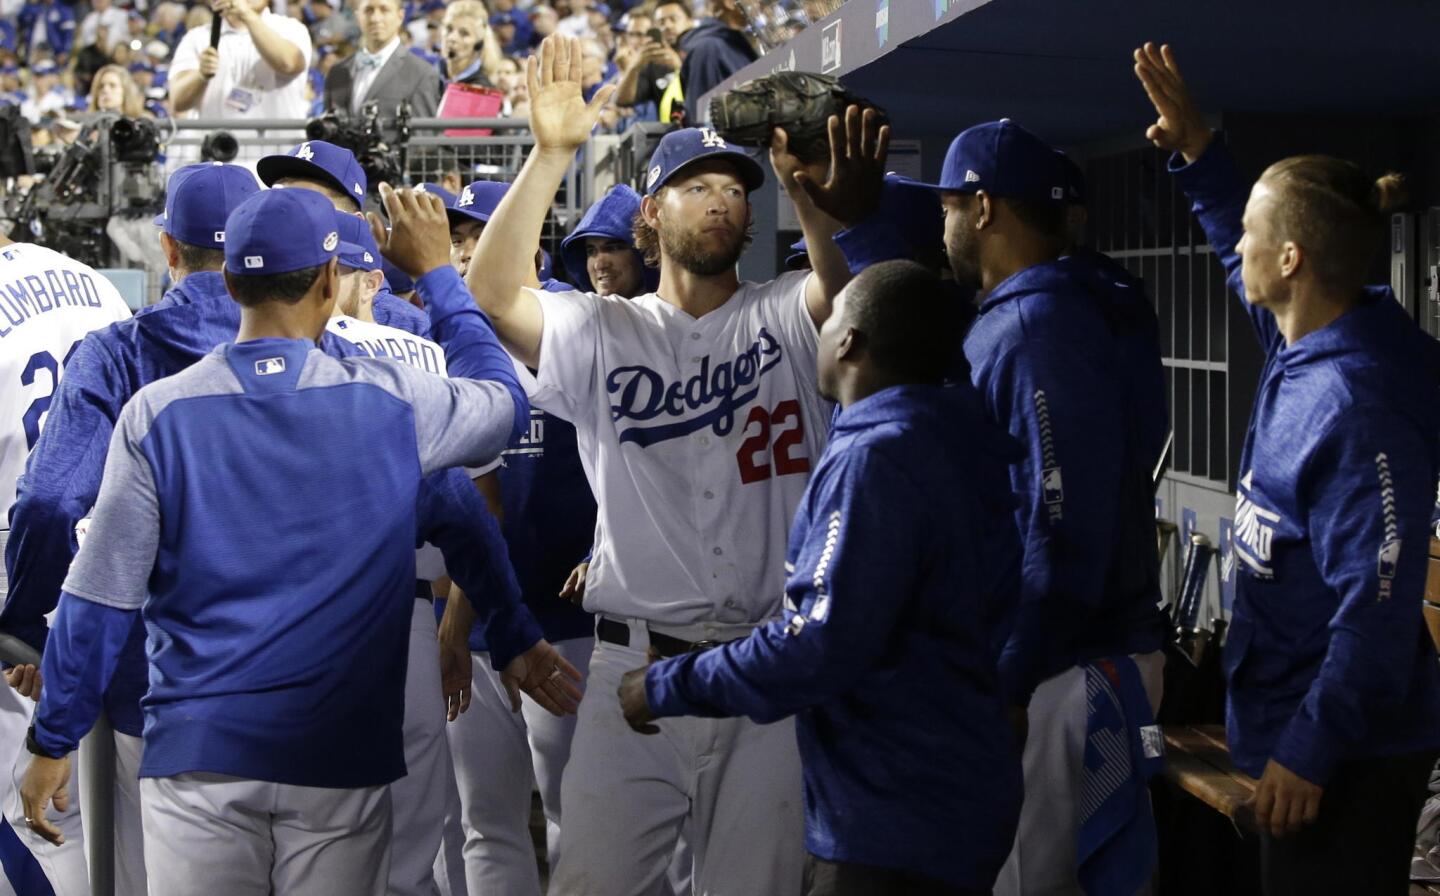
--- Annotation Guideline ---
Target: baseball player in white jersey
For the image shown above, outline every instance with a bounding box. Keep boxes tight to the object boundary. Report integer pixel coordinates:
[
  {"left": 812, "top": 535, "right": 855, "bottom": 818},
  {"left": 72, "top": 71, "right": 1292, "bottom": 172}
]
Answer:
[
  {"left": 0, "top": 238, "right": 130, "bottom": 895},
  {"left": 466, "top": 36, "right": 888, "bottom": 894}
]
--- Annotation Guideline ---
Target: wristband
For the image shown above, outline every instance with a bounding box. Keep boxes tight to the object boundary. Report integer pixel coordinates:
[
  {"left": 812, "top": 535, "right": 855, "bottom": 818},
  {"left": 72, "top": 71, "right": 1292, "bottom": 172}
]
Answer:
[{"left": 25, "top": 724, "right": 64, "bottom": 760}]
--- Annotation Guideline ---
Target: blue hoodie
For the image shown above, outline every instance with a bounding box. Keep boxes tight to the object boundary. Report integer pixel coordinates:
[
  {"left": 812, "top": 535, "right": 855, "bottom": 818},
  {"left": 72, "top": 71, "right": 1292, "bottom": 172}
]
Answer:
[
  {"left": 373, "top": 286, "right": 431, "bottom": 338},
  {"left": 3, "top": 269, "right": 539, "bottom": 738},
  {"left": 558, "top": 185, "right": 658, "bottom": 295},
  {"left": 1172, "top": 142, "right": 1440, "bottom": 784},
  {"left": 964, "top": 250, "right": 1169, "bottom": 704},
  {"left": 648, "top": 384, "right": 1023, "bottom": 890}
]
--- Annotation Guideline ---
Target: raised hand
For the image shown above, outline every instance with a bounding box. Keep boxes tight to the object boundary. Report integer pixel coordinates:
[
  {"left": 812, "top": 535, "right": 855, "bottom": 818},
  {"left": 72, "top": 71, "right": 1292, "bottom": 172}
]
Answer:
[
  {"left": 526, "top": 35, "right": 616, "bottom": 154},
  {"left": 369, "top": 183, "right": 451, "bottom": 279},
  {"left": 774, "top": 105, "right": 890, "bottom": 229},
  {"left": 1132, "top": 42, "right": 1212, "bottom": 163}
]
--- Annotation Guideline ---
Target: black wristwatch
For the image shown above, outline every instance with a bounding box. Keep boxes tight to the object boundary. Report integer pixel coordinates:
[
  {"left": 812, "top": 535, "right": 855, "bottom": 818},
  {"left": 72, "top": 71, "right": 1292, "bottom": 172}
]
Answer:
[{"left": 24, "top": 724, "right": 63, "bottom": 759}]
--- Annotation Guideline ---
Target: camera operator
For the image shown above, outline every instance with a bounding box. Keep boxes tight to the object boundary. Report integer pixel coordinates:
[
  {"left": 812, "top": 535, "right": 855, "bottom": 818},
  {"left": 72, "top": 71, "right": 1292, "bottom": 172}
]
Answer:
[
  {"left": 324, "top": 0, "right": 440, "bottom": 119},
  {"left": 170, "top": 0, "right": 312, "bottom": 124}
]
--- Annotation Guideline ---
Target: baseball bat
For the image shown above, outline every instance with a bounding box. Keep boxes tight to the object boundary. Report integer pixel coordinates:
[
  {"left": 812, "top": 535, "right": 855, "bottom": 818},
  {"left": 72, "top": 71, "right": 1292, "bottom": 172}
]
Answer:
[{"left": 210, "top": 11, "right": 222, "bottom": 49}]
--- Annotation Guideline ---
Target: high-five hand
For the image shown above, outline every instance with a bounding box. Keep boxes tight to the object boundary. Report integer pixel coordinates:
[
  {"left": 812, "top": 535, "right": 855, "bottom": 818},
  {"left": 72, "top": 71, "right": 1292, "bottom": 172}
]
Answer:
[
  {"left": 369, "top": 183, "right": 452, "bottom": 279},
  {"left": 527, "top": 35, "right": 616, "bottom": 154},
  {"left": 1132, "top": 43, "right": 1212, "bottom": 164},
  {"left": 774, "top": 105, "right": 890, "bottom": 229}
]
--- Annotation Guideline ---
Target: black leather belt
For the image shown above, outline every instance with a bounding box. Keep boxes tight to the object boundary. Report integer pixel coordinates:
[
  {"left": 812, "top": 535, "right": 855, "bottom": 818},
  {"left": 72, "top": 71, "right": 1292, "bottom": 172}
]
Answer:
[
  {"left": 596, "top": 617, "right": 733, "bottom": 659},
  {"left": 415, "top": 581, "right": 435, "bottom": 603}
]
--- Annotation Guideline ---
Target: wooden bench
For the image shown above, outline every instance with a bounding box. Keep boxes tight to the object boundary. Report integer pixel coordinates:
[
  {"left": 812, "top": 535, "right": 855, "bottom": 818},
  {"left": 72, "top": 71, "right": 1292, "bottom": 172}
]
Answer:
[{"left": 1162, "top": 724, "right": 1257, "bottom": 832}]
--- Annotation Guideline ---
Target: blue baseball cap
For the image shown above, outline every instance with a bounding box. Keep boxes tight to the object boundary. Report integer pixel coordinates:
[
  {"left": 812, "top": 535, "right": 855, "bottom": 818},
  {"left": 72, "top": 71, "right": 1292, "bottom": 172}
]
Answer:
[
  {"left": 333, "top": 211, "right": 380, "bottom": 272},
  {"left": 256, "top": 140, "right": 368, "bottom": 208},
  {"left": 128, "top": 59, "right": 153, "bottom": 73},
  {"left": 903, "top": 119, "right": 1073, "bottom": 203},
  {"left": 380, "top": 255, "right": 414, "bottom": 294},
  {"left": 643, "top": 128, "right": 765, "bottom": 196},
  {"left": 489, "top": 9, "right": 522, "bottom": 27},
  {"left": 448, "top": 180, "right": 509, "bottom": 226},
  {"left": 413, "top": 181, "right": 456, "bottom": 206},
  {"left": 224, "top": 190, "right": 347, "bottom": 277},
  {"left": 785, "top": 237, "right": 808, "bottom": 271},
  {"left": 153, "top": 163, "right": 262, "bottom": 250}
]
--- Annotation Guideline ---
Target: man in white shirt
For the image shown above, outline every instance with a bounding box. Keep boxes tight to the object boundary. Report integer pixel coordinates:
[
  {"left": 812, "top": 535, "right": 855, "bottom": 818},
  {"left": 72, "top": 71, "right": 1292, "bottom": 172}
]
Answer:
[
  {"left": 76, "top": 0, "right": 128, "bottom": 50},
  {"left": 169, "top": 0, "right": 311, "bottom": 146}
]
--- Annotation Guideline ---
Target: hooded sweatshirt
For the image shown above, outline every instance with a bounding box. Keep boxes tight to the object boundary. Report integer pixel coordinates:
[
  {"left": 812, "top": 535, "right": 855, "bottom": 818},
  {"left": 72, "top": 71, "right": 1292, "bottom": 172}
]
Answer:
[
  {"left": 4, "top": 269, "right": 538, "bottom": 740},
  {"left": 676, "top": 18, "right": 756, "bottom": 111},
  {"left": 559, "top": 185, "right": 657, "bottom": 295},
  {"left": 964, "top": 250, "right": 1170, "bottom": 704},
  {"left": 1173, "top": 142, "right": 1440, "bottom": 783},
  {"left": 647, "top": 383, "right": 1024, "bottom": 890}
]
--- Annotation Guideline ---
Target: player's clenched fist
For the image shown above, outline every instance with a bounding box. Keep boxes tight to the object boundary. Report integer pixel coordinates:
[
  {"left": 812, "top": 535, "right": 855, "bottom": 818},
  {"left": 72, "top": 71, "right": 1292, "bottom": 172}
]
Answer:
[{"left": 370, "top": 183, "right": 451, "bottom": 279}]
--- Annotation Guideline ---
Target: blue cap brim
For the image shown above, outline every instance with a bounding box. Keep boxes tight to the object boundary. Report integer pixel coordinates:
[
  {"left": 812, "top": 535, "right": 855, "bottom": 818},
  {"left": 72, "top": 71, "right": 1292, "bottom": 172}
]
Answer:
[
  {"left": 650, "top": 148, "right": 766, "bottom": 196},
  {"left": 446, "top": 206, "right": 490, "bottom": 227},
  {"left": 336, "top": 240, "right": 376, "bottom": 270},
  {"left": 256, "top": 155, "right": 355, "bottom": 202},
  {"left": 888, "top": 174, "right": 956, "bottom": 194},
  {"left": 151, "top": 212, "right": 165, "bottom": 228}
]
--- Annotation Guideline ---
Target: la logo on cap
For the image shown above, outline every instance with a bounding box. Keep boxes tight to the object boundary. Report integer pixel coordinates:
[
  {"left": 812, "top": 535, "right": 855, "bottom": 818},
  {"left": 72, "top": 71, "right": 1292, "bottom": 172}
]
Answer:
[
  {"left": 699, "top": 127, "right": 726, "bottom": 149},
  {"left": 458, "top": 185, "right": 474, "bottom": 208},
  {"left": 353, "top": 183, "right": 363, "bottom": 197},
  {"left": 323, "top": 231, "right": 339, "bottom": 251},
  {"left": 296, "top": 143, "right": 315, "bottom": 161}
]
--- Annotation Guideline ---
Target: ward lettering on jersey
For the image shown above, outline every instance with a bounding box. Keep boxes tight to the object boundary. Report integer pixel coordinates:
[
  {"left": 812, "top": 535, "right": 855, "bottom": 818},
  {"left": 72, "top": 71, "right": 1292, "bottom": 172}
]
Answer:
[
  {"left": 0, "top": 244, "right": 130, "bottom": 517},
  {"left": 503, "top": 408, "right": 545, "bottom": 458},
  {"left": 326, "top": 315, "right": 447, "bottom": 376},
  {"left": 1234, "top": 470, "right": 1281, "bottom": 578}
]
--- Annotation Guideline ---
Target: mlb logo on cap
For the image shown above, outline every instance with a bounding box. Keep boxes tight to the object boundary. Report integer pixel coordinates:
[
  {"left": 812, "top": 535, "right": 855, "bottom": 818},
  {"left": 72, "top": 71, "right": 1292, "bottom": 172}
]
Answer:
[
  {"left": 225, "top": 189, "right": 346, "bottom": 276},
  {"left": 643, "top": 128, "right": 765, "bottom": 196},
  {"left": 153, "top": 163, "right": 262, "bottom": 251}
]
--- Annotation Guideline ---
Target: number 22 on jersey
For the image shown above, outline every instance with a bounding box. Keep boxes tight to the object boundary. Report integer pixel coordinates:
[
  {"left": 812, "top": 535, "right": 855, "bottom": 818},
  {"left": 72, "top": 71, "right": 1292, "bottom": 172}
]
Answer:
[{"left": 736, "top": 399, "right": 810, "bottom": 485}]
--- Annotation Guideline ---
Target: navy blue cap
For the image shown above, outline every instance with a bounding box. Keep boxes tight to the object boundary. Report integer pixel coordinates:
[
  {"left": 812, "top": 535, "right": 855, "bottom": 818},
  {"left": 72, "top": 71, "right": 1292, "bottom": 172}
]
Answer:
[
  {"left": 784, "top": 237, "right": 808, "bottom": 271},
  {"left": 153, "top": 163, "right": 261, "bottom": 250},
  {"left": 224, "top": 190, "right": 345, "bottom": 276},
  {"left": 380, "top": 255, "right": 414, "bottom": 294},
  {"left": 256, "top": 140, "right": 368, "bottom": 208},
  {"left": 643, "top": 127, "right": 765, "bottom": 196},
  {"left": 333, "top": 211, "right": 380, "bottom": 272},
  {"left": 448, "top": 180, "right": 509, "bottom": 226},
  {"left": 904, "top": 119, "right": 1072, "bottom": 203},
  {"left": 489, "top": 9, "right": 523, "bottom": 26},
  {"left": 413, "top": 182, "right": 456, "bottom": 207}
]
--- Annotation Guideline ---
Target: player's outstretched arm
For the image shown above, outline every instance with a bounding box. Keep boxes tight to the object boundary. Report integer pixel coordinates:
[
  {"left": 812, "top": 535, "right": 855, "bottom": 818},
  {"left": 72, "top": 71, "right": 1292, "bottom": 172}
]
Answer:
[
  {"left": 772, "top": 106, "right": 889, "bottom": 328},
  {"left": 467, "top": 35, "right": 615, "bottom": 368}
]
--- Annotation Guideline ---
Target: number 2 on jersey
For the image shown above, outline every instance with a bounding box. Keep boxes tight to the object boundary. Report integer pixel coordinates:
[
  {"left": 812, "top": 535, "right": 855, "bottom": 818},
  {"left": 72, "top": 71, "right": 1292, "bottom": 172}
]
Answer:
[
  {"left": 20, "top": 340, "right": 80, "bottom": 450},
  {"left": 736, "top": 399, "right": 810, "bottom": 484}
]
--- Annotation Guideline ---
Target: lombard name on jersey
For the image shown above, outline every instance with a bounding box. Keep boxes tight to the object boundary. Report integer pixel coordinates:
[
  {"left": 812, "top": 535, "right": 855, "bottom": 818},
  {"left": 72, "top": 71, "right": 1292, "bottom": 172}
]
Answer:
[
  {"left": 327, "top": 316, "right": 445, "bottom": 375},
  {"left": 608, "top": 327, "right": 782, "bottom": 448},
  {"left": 0, "top": 262, "right": 110, "bottom": 338},
  {"left": 1234, "top": 470, "right": 1281, "bottom": 578}
]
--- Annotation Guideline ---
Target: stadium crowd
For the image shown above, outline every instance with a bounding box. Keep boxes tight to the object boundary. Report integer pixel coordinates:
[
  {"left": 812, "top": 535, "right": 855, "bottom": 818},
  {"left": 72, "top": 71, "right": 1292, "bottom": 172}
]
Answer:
[{"left": 0, "top": 0, "right": 829, "bottom": 138}]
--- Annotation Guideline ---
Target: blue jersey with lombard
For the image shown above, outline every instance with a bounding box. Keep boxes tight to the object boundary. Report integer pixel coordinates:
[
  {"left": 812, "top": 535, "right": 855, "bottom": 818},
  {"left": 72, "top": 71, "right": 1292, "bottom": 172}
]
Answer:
[
  {"left": 32, "top": 279, "right": 525, "bottom": 787},
  {"left": 1173, "top": 142, "right": 1440, "bottom": 783},
  {"left": 963, "top": 250, "right": 1169, "bottom": 703},
  {"left": 648, "top": 384, "right": 1023, "bottom": 890}
]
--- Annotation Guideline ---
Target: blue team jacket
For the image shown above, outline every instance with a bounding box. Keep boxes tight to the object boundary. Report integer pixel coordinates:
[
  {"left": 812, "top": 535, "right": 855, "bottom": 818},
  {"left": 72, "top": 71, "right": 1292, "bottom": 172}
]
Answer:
[
  {"left": 964, "top": 251, "right": 1169, "bottom": 703},
  {"left": 1173, "top": 142, "right": 1440, "bottom": 783},
  {"left": 4, "top": 270, "right": 538, "bottom": 737},
  {"left": 648, "top": 384, "right": 1023, "bottom": 890},
  {"left": 373, "top": 286, "right": 432, "bottom": 338}
]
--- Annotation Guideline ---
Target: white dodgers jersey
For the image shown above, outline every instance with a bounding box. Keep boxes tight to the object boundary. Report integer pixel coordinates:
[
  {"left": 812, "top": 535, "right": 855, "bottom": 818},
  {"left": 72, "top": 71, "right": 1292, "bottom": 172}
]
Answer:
[
  {"left": 0, "top": 244, "right": 130, "bottom": 517},
  {"left": 327, "top": 314, "right": 448, "bottom": 376},
  {"left": 528, "top": 271, "right": 831, "bottom": 626}
]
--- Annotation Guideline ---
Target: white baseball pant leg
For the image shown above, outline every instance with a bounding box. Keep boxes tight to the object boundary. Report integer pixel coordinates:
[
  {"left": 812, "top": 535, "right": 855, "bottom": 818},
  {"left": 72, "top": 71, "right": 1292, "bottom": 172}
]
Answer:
[
  {"left": 433, "top": 750, "right": 468, "bottom": 896},
  {"left": 112, "top": 731, "right": 145, "bottom": 896},
  {"left": 140, "top": 773, "right": 391, "bottom": 896},
  {"left": 550, "top": 640, "right": 805, "bottom": 896},
  {"left": 390, "top": 598, "right": 450, "bottom": 896},
  {"left": 1, "top": 686, "right": 87, "bottom": 896},
  {"left": 994, "top": 650, "right": 1165, "bottom": 896},
  {"left": 447, "top": 636, "right": 591, "bottom": 896}
]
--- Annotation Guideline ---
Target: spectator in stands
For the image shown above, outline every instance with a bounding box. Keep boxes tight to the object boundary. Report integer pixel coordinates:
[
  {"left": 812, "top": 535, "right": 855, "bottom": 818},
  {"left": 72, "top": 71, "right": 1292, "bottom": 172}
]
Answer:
[
  {"left": 151, "top": 2, "right": 189, "bottom": 52},
  {"left": 77, "top": 0, "right": 128, "bottom": 55},
  {"left": 169, "top": 0, "right": 312, "bottom": 121},
  {"left": 578, "top": 37, "right": 613, "bottom": 102},
  {"left": 440, "top": 0, "right": 501, "bottom": 87},
  {"left": 489, "top": 8, "right": 532, "bottom": 54},
  {"left": 21, "top": 57, "right": 69, "bottom": 123},
  {"left": 654, "top": 0, "right": 755, "bottom": 112},
  {"left": 530, "top": 4, "right": 559, "bottom": 42},
  {"left": 306, "top": 0, "right": 361, "bottom": 50},
  {"left": 88, "top": 62, "right": 147, "bottom": 117},
  {"left": 556, "top": 0, "right": 595, "bottom": 38},
  {"left": 325, "top": 0, "right": 440, "bottom": 118},
  {"left": 406, "top": 0, "right": 445, "bottom": 50},
  {"left": 19, "top": 0, "right": 76, "bottom": 62},
  {"left": 614, "top": 10, "right": 679, "bottom": 123}
]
